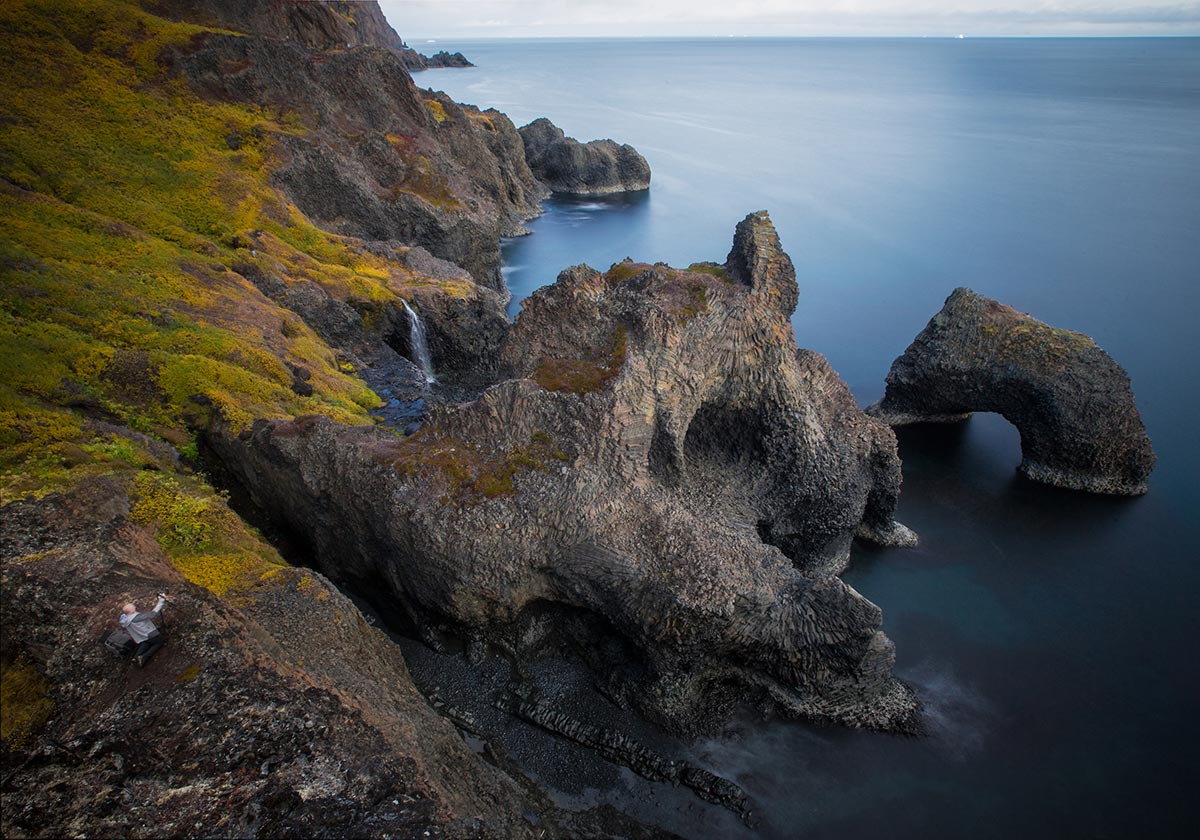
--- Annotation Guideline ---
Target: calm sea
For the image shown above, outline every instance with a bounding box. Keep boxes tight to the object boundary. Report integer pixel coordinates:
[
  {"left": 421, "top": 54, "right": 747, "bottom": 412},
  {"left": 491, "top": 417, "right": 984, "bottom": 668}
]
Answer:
[{"left": 419, "top": 38, "right": 1200, "bottom": 838}]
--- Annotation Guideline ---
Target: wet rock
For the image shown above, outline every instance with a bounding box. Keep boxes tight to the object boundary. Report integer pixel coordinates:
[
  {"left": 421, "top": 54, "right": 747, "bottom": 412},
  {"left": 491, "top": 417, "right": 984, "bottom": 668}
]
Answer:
[
  {"left": 519, "top": 117, "right": 651, "bottom": 195},
  {"left": 868, "top": 287, "right": 1155, "bottom": 495}
]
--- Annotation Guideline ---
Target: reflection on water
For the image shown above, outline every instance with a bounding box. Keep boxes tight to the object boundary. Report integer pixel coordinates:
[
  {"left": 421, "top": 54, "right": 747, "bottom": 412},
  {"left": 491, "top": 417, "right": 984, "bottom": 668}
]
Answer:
[{"left": 502, "top": 190, "right": 651, "bottom": 316}]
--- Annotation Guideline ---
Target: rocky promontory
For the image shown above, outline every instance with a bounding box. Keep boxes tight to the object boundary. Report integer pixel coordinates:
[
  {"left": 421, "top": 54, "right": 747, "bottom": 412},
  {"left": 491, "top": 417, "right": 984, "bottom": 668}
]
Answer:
[
  {"left": 400, "top": 48, "right": 474, "bottom": 71},
  {"left": 210, "top": 213, "right": 918, "bottom": 735},
  {"left": 868, "top": 287, "right": 1155, "bottom": 495},
  {"left": 519, "top": 118, "right": 651, "bottom": 195}
]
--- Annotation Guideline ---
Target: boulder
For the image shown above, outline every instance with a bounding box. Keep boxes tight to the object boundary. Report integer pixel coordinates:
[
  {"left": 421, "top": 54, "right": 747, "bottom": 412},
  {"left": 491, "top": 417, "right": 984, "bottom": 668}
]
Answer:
[{"left": 867, "top": 287, "right": 1155, "bottom": 495}]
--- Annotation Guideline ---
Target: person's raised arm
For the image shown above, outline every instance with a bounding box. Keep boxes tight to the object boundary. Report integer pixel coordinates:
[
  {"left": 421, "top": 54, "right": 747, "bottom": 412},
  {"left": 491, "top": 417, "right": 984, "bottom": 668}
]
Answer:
[{"left": 151, "top": 594, "right": 167, "bottom": 615}]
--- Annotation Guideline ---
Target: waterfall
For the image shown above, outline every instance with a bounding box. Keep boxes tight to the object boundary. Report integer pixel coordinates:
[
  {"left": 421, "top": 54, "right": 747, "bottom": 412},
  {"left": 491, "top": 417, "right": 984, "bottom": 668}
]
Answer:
[{"left": 401, "top": 299, "right": 436, "bottom": 383}]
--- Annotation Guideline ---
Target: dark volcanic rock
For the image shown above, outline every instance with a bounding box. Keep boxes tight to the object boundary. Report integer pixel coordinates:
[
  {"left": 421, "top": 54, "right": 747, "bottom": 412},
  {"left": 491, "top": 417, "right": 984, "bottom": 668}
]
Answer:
[
  {"left": 867, "top": 287, "right": 1155, "bottom": 495},
  {"left": 208, "top": 213, "right": 919, "bottom": 736},
  {"left": 0, "top": 479, "right": 551, "bottom": 838},
  {"left": 168, "top": 5, "right": 544, "bottom": 295},
  {"left": 401, "top": 48, "right": 474, "bottom": 71},
  {"left": 519, "top": 118, "right": 651, "bottom": 195}
]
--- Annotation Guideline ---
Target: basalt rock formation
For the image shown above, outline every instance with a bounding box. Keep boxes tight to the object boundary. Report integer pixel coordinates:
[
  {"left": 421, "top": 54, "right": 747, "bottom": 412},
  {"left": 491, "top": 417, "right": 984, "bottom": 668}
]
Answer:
[
  {"left": 209, "top": 213, "right": 919, "bottom": 735},
  {"left": 519, "top": 118, "right": 651, "bottom": 195},
  {"left": 868, "top": 287, "right": 1155, "bottom": 495}
]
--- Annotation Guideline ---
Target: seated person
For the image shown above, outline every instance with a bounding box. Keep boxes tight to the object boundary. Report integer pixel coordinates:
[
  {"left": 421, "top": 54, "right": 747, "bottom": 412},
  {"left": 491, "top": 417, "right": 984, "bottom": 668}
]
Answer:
[{"left": 119, "top": 593, "right": 168, "bottom": 666}]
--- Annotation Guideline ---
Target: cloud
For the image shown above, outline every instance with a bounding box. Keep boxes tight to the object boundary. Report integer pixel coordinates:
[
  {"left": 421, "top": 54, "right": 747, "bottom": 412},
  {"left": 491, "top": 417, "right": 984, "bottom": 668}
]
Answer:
[{"left": 382, "top": 1, "right": 1200, "bottom": 37}]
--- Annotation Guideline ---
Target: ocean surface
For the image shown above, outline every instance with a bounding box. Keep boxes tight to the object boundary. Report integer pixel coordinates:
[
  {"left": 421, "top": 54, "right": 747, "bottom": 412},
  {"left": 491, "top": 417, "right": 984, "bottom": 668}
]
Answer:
[{"left": 418, "top": 38, "right": 1200, "bottom": 838}]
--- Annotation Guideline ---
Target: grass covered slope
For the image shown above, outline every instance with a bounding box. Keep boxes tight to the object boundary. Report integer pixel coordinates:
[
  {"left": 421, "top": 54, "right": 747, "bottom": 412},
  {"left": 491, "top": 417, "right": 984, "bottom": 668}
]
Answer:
[{"left": 0, "top": 0, "right": 469, "bottom": 584}]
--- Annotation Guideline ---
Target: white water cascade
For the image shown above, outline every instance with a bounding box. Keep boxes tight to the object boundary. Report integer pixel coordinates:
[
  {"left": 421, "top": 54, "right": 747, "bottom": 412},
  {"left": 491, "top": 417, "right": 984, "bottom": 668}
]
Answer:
[{"left": 401, "top": 299, "right": 436, "bottom": 383}]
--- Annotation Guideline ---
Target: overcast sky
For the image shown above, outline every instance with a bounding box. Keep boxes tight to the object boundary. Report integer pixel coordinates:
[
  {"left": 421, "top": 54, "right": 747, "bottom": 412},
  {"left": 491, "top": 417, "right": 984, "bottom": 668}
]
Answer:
[{"left": 381, "top": 1, "right": 1200, "bottom": 39}]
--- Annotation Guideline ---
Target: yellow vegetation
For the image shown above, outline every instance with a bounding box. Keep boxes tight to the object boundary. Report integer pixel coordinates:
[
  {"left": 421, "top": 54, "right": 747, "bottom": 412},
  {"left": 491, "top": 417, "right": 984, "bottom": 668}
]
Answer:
[
  {"left": 131, "top": 471, "right": 286, "bottom": 597},
  {"left": 425, "top": 99, "right": 449, "bottom": 124},
  {"left": 0, "top": 657, "right": 53, "bottom": 750}
]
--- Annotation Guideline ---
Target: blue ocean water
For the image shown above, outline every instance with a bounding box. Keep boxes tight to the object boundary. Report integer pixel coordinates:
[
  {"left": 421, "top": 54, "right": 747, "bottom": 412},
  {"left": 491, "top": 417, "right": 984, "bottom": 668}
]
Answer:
[{"left": 419, "top": 38, "right": 1200, "bottom": 838}]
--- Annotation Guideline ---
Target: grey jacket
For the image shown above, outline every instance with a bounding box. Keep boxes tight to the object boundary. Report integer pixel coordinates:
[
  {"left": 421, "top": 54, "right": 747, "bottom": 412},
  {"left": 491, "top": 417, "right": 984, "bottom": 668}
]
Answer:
[{"left": 119, "top": 596, "right": 165, "bottom": 643}]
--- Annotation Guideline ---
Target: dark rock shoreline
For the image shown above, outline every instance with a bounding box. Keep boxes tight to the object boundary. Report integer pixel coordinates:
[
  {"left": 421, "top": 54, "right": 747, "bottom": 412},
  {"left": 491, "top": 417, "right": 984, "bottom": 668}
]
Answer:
[{"left": 0, "top": 2, "right": 1034, "bottom": 837}]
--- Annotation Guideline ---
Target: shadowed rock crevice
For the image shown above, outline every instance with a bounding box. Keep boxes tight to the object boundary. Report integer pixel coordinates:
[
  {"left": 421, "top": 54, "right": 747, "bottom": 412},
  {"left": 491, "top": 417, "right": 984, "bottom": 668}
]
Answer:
[{"left": 868, "top": 287, "right": 1155, "bottom": 495}]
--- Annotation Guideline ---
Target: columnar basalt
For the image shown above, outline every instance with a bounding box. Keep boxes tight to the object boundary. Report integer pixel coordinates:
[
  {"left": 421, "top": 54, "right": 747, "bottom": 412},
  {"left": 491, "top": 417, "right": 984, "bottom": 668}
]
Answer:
[
  {"left": 211, "top": 213, "right": 919, "bottom": 734},
  {"left": 868, "top": 287, "right": 1155, "bottom": 495}
]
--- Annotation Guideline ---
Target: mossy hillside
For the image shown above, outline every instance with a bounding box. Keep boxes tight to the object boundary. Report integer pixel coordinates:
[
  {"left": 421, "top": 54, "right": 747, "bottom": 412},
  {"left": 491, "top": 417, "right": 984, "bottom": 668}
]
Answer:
[
  {"left": 0, "top": 0, "right": 471, "bottom": 502},
  {"left": 130, "top": 470, "right": 287, "bottom": 599}
]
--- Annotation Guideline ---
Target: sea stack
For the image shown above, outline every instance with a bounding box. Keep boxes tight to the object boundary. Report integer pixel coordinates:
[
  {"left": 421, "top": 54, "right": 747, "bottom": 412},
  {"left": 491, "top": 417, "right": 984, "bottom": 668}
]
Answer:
[
  {"left": 519, "top": 117, "right": 651, "bottom": 194},
  {"left": 868, "top": 287, "right": 1155, "bottom": 495}
]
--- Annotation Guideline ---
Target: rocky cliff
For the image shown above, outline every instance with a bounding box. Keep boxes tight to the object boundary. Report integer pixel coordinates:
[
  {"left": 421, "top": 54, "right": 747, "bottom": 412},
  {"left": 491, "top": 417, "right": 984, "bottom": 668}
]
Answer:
[
  {"left": 519, "top": 118, "right": 651, "bottom": 195},
  {"left": 868, "top": 288, "right": 1155, "bottom": 495},
  {"left": 209, "top": 214, "right": 918, "bottom": 735},
  {"left": 170, "top": 23, "right": 545, "bottom": 297}
]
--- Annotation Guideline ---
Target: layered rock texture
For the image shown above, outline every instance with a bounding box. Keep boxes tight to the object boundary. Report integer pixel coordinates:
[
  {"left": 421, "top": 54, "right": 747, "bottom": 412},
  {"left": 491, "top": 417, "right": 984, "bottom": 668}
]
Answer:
[
  {"left": 868, "top": 288, "right": 1155, "bottom": 495},
  {"left": 519, "top": 118, "right": 651, "bottom": 195},
  {"left": 211, "top": 214, "right": 918, "bottom": 735}
]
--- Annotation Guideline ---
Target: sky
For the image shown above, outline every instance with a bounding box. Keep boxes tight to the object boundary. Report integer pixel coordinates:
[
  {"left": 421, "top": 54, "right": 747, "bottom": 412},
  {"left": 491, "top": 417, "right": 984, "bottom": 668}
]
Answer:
[{"left": 382, "top": 0, "right": 1200, "bottom": 39}]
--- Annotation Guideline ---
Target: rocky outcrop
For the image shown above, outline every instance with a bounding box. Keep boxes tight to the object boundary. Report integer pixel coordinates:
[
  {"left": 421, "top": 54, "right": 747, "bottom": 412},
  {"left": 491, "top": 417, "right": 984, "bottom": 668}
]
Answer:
[
  {"left": 208, "top": 213, "right": 919, "bottom": 736},
  {"left": 867, "top": 287, "right": 1155, "bottom": 495},
  {"left": 166, "top": 4, "right": 545, "bottom": 297},
  {"left": 400, "top": 48, "right": 474, "bottom": 71},
  {"left": 0, "top": 479, "right": 550, "bottom": 838},
  {"left": 519, "top": 118, "right": 651, "bottom": 195}
]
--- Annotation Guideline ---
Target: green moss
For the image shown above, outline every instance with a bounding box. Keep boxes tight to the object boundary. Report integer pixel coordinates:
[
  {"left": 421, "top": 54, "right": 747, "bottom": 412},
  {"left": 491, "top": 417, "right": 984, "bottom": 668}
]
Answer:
[
  {"left": 0, "top": 0, "right": 449, "bottom": 505},
  {"left": 533, "top": 326, "right": 628, "bottom": 395},
  {"left": 0, "top": 656, "right": 53, "bottom": 750},
  {"left": 685, "top": 262, "right": 732, "bottom": 282},
  {"left": 605, "top": 260, "right": 650, "bottom": 283},
  {"left": 386, "top": 430, "right": 569, "bottom": 504},
  {"left": 174, "top": 664, "right": 201, "bottom": 684},
  {"left": 130, "top": 471, "right": 286, "bottom": 597}
]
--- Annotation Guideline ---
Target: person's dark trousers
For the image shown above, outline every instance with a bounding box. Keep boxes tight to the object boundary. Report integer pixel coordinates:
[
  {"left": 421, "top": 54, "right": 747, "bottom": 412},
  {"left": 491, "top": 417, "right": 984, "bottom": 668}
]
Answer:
[{"left": 133, "top": 632, "right": 165, "bottom": 666}]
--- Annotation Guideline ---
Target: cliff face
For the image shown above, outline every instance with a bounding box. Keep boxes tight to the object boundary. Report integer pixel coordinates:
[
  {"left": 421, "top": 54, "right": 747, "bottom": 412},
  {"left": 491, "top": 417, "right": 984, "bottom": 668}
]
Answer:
[
  {"left": 170, "top": 19, "right": 545, "bottom": 296},
  {"left": 868, "top": 288, "right": 1155, "bottom": 495},
  {"left": 519, "top": 118, "right": 651, "bottom": 195},
  {"left": 210, "top": 214, "right": 918, "bottom": 735}
]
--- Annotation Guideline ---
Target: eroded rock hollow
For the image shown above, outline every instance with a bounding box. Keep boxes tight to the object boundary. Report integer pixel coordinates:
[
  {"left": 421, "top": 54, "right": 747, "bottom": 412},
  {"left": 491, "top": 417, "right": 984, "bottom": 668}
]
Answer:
[
  {"left": 868, "top": 287, "right": 1155, "bottom": 495},
  {"left": 211, "top": 213, "right": 919, "bottom": 734}
]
